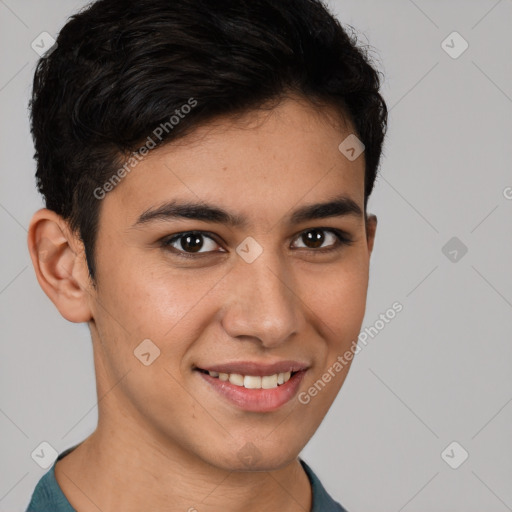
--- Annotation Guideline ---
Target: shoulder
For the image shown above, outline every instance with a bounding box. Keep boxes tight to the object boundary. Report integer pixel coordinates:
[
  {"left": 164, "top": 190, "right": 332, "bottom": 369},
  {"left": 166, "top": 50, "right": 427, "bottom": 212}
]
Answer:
[
  {"left": 299, "top": 458, "right": 350, "bottom": 512},
  {"left": 25, "top": 447, "right": 77, "bottom": 512}
]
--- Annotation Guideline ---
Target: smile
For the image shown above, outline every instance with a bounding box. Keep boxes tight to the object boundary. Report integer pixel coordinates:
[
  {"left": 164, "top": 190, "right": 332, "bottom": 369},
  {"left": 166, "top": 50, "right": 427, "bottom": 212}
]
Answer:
[
  {"left": 194, "top": 363, "right": 308, "bottom": 412},
  {"left": 197, "top": 369, "right": 294, "bottom": 389}
]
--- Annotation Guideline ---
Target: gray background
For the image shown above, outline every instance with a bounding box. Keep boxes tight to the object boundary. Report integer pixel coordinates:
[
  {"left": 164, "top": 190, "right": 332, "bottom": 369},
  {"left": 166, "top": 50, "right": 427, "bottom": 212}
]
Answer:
[{"left": 1, "top": 0, "right": 511, "bottom": 510}]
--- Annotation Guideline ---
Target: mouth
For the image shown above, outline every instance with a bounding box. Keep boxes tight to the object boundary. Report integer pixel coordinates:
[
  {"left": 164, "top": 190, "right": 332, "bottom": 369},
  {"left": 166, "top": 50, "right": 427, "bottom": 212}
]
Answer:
[
  {"left": 195, "top": 368, "right": 299, "bottom": 389},
  {"left": 193, "top": 361, "right": 309, "bottom": 412}
]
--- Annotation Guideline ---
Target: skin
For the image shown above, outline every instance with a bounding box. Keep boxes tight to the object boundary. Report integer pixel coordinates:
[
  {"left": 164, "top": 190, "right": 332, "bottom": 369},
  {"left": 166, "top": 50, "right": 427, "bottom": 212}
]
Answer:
[{"left": 27, "top": 94, "right": 377, "bottom": 512}]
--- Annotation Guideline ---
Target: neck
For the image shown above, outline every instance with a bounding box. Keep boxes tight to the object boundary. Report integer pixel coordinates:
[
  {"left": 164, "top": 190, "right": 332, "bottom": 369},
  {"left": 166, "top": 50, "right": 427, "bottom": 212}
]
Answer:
[{"left": 55, "top": 419, "right": 312, "bottom": 512}]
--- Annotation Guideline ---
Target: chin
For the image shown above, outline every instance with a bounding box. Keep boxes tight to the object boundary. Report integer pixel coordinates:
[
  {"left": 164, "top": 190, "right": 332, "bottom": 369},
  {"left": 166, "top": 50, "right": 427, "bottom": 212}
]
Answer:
[{"left": 204, "top": 439, "right": 303, "bottom": 473}]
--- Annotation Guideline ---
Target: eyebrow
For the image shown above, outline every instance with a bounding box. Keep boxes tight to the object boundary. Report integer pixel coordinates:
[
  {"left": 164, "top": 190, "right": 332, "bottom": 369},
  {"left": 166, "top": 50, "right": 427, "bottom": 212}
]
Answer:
[{"left": 132, "top": 194, "right": 363, "bottom": 229}]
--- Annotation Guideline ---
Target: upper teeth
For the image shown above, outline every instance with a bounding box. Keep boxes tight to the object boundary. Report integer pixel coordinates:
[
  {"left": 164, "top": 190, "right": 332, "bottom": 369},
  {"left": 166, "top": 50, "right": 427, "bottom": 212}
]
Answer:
[{"left": 207, "top": 371, "right": 292, "bottom": 389}]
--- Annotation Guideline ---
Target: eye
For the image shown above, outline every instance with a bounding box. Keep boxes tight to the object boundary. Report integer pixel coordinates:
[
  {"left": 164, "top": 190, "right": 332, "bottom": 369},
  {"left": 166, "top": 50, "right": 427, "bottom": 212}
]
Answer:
[
  {"left": 161, "top": 227, "right": 353, "bottom": 258},
  {"left": 291, "top": 228, "right": 353, "bottom": 252},
  {"left": 162, "top": 231, "right": 224, "bottom": 256}
]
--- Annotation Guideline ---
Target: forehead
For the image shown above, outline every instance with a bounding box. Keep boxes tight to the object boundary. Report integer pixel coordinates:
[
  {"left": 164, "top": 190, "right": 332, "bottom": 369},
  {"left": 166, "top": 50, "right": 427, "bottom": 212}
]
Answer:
[{"left": 105, "top": 97, "right": 365, "bottom": 228}]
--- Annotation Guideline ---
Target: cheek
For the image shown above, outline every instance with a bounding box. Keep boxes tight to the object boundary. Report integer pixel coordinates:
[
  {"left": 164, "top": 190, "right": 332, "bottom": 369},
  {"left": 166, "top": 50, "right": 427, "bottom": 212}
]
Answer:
[
  {"left": 298, "top": 264, "right": 368, "bottom": 413},
  {"left": 95, "top": 252, "right": 227, "bottom": 370},
  {"left": 307, "top": 261, "right": 369, "bottom": 341}
]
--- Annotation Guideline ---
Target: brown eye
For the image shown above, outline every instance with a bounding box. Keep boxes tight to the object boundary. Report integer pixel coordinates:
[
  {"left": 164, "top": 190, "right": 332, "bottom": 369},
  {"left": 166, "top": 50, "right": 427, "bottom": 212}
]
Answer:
[
  {"left": 161, "top": 227, "right": 352, "bottom": 259},
  {"left": 178, "top": 233, "right": 204, "bottom": 252},
  {"left": 292, "top": 228, "right": 352, "bottom": 251},
  {"left": 301, "top": 229, "right": 326, "bottom": 249},
  {"left": 162, "top": 231, "right": 222, "bottom": 255}
]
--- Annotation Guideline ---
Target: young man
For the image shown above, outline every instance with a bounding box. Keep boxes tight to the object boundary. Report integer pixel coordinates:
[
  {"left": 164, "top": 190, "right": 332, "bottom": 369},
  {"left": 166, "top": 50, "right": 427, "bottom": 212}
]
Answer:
[{"left": 26, "top": 0, "right": 387, "bottom": 510}]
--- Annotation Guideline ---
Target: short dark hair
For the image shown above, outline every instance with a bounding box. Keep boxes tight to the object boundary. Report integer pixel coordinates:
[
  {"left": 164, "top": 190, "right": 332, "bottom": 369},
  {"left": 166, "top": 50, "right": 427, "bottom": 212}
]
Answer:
[{"left": 29, "top": 0, "right": 387, "bottom": 283}]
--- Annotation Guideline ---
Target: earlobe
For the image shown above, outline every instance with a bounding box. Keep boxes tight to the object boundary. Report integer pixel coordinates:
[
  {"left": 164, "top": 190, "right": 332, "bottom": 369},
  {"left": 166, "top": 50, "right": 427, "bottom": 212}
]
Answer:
[
  {"left": 365, "top": 214, "right": 377, "bottom": 255},
  {"left": 27, "top": 209, "right": 93, "bottom": 323}
]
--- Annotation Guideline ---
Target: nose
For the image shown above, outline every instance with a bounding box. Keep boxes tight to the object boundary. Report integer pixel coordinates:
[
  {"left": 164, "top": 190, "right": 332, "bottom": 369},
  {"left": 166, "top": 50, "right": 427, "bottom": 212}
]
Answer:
[{"left": 220, "top": 249, "right": 303, "bottom": 348}]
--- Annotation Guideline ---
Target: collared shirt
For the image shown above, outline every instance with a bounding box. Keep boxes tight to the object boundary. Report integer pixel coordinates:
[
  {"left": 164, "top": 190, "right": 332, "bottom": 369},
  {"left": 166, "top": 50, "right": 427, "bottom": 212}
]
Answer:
[{"left": 26, "top": 446, "right": 348, "bottom": 512}]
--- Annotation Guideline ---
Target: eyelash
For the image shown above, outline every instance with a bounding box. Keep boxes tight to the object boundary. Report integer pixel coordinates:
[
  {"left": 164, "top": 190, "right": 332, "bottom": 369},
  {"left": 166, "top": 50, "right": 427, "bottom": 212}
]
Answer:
[{"left": 160, "top": 228, "right": 354, "bottom": 259}]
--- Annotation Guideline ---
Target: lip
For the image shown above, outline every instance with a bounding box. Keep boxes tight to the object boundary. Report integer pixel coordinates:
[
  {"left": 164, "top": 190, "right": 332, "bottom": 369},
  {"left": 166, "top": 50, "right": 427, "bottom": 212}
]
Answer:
[
  {"left": 195, "top": 360, "right": 309, "bottom": 376},
  {"left": 197, "top": 369, "right": 307, "bottom": 412}
]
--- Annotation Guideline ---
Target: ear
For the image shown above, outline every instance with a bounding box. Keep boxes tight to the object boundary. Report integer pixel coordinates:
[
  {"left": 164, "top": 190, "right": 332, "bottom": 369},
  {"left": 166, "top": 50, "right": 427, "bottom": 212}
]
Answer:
[
  {"left": 27, "top": 208, "right": 93, "bottom": 323},
  {"left": 365, "top": 213, "right": 377, "bottom": 256}
]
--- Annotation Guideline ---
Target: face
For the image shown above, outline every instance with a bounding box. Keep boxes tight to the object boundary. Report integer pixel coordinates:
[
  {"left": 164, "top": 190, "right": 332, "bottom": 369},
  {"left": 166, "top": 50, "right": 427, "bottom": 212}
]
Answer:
[{"left": 79, "top": 96, "right": 376, "bottom": 470}]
